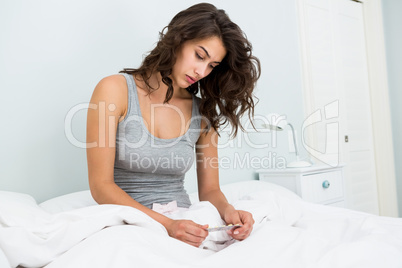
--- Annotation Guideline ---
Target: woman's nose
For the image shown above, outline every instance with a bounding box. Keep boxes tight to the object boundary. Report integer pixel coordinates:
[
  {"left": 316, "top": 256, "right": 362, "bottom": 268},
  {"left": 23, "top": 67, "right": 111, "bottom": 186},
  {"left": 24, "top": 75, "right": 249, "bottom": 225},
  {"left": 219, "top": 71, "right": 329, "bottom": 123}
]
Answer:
[{"left": 195, "top": 63, "right": 210, "bottom": 79}]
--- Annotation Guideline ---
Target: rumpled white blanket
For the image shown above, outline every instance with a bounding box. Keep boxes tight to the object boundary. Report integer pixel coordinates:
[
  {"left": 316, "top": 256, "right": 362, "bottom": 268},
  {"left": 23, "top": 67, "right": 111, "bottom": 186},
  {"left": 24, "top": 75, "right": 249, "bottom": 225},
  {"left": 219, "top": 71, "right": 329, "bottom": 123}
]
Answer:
[{"left": 1, "top": 189, "right": 402, "bottom": 268}]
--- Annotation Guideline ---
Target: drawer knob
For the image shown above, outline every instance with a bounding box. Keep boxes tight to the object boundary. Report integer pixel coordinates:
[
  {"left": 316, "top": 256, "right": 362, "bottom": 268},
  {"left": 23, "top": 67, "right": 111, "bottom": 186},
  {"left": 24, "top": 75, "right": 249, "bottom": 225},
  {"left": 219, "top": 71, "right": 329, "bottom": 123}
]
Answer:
[{"left": 322, "top": 180, "right": 331, "bottom": 189}]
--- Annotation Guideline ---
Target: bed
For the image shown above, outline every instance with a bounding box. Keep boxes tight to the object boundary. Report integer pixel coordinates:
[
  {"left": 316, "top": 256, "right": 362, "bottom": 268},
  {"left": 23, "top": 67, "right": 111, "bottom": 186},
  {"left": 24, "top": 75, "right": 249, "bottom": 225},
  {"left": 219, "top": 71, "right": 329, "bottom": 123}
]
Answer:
[{"left": 1, "top": 180, "right": 402, "bottom": 268}]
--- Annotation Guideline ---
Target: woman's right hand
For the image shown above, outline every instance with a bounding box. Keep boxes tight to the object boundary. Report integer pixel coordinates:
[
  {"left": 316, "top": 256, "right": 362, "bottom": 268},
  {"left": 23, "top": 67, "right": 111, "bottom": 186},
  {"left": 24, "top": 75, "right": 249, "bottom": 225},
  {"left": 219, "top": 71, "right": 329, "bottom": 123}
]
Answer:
[{"left": 164, "top": 219, "right": 209, "bottom": 247}]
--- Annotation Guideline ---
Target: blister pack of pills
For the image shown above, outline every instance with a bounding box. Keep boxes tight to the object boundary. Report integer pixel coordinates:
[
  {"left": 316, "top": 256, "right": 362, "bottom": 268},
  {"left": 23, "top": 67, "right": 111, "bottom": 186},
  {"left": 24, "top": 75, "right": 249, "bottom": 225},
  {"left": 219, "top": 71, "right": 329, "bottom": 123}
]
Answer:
[{"left": 207, "top": 224, "right": 242, "bottom": 232}]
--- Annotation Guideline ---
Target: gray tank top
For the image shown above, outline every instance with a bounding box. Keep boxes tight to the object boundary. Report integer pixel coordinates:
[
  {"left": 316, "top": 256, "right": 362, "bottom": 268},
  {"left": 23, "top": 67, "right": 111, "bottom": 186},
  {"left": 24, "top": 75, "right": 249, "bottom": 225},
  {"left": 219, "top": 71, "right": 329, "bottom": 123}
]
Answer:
[{"left": 114, "top": 73, "right": 201, "bottom": 208}]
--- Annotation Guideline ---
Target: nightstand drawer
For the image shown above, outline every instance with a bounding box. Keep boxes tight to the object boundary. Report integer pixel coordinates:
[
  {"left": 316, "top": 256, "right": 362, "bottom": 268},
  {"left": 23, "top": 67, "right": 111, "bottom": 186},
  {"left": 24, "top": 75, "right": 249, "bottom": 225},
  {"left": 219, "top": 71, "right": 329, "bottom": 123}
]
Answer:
[{"left": 300, "top": 170, "right": 343, "bottom": 204}]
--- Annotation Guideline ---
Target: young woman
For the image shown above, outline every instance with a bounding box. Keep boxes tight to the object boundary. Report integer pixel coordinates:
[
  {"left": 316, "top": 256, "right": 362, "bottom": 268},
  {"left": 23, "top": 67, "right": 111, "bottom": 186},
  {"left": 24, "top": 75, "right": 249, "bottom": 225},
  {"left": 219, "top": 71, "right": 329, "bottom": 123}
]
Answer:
[{"left": 86, "top": 3, "right": 261, "bottom": 248}]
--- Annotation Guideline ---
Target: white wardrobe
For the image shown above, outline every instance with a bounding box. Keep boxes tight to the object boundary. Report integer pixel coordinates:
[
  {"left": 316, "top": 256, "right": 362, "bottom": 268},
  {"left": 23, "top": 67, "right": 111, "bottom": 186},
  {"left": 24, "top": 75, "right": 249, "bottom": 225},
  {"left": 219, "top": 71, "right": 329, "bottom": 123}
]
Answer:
[{"left": 296, "top": 0, "right": 398, "bottom": 216}]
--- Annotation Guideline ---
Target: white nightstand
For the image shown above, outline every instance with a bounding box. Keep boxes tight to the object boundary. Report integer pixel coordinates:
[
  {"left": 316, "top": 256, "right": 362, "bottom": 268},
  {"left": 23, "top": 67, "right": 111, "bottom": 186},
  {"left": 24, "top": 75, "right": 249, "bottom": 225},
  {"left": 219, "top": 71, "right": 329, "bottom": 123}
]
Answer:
[{"left": 256, "top": 165, "right": 345, "bottom": 207}]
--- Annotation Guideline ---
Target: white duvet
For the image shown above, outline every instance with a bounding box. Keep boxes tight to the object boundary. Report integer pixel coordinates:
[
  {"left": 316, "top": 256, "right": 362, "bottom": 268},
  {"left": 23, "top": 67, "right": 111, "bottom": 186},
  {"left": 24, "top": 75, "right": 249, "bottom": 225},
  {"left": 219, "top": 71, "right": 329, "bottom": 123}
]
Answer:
[{"left": 1, "top": 181, "right": 402, "bottom": 268}]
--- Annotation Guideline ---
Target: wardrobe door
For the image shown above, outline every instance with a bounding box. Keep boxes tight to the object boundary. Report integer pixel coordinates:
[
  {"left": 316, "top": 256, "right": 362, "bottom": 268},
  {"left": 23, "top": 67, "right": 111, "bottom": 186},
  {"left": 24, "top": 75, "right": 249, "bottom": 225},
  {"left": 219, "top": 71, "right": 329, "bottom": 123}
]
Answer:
[{"left": 298, "top": 0, "right": 379, "bottom": 214}]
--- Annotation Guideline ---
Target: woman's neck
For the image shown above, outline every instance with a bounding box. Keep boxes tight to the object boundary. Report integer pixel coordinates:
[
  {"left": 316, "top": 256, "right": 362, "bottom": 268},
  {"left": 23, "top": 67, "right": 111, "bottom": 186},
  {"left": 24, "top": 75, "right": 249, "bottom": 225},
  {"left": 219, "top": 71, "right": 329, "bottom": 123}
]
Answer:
[{"left": 136, "top": 72, "right": 191, "bottom": 100}]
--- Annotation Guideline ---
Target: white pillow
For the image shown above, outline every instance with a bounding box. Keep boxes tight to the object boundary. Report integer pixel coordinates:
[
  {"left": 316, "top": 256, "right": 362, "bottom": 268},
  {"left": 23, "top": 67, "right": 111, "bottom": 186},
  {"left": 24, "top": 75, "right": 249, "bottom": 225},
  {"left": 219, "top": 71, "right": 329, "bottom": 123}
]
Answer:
[
  {"left": 0, "top": 190, "right": 37, "bottom": 207},
  {"left": 0, "top": 191, "right": 49, "bottom": 226},
  {"left": 0, "top": 247, "right": 11, "bottom": 268},
  {"left": 39, "top": 190, "right": 97, "bottom": 214},
  {"left": 189, "top": 180, "right": 301, "bottom": 204}
]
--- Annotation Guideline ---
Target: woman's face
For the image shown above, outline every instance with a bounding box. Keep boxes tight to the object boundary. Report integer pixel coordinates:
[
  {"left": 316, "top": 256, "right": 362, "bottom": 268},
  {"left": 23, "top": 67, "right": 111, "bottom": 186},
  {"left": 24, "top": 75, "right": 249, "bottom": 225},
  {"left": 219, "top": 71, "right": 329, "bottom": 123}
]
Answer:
[{"left": 171, "top": 36, "right": 227, "bottom": 90}]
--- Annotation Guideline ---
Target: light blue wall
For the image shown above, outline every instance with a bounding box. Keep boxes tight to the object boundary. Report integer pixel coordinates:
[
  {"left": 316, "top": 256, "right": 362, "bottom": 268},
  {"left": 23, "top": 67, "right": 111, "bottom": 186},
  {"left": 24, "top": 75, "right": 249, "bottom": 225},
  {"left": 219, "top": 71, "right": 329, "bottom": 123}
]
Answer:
[
  {"left": 0, "top": 0, "right": 305, "bottom": 202},
  {"left": 381, "top": 0, "right": 402, "bottom": 216}
]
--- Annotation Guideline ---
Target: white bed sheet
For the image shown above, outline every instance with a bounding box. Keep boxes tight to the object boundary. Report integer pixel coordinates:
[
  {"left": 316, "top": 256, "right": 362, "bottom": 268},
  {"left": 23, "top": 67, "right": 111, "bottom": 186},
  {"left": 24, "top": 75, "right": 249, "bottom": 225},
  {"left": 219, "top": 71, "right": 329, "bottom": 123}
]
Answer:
[{"left": 1, "top": 181, "right": 402, "bottom": 268}]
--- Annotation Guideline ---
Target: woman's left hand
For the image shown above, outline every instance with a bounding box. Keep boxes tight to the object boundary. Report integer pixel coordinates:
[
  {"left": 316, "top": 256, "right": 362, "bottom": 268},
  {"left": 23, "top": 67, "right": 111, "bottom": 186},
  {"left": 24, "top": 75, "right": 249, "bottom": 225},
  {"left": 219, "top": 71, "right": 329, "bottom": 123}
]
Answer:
[{"left": 223, "top": 208, "right": 254, "bottom": 241}]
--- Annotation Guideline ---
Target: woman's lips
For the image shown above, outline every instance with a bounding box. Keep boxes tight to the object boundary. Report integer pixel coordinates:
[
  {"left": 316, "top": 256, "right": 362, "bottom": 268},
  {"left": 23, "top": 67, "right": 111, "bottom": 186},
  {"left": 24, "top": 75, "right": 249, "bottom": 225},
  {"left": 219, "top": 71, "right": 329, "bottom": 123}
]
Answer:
[{"left": 186, "top": 75, "right": 196, "bottom": 84}]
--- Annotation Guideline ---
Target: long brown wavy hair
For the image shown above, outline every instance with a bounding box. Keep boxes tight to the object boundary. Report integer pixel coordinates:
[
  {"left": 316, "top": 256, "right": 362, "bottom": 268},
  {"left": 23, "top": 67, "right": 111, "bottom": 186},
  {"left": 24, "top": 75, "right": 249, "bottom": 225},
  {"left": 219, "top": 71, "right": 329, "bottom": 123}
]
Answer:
[{"left": 120, "top": 3, "right": 261, "bottom": 138}]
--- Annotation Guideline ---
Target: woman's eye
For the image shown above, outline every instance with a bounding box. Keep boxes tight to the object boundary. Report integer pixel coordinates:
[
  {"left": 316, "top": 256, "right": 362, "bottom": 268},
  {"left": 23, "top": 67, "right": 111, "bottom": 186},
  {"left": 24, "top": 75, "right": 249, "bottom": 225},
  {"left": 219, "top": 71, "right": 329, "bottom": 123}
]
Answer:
[{"left": 196, "top": 53, "right": 204, "bottom": 60}]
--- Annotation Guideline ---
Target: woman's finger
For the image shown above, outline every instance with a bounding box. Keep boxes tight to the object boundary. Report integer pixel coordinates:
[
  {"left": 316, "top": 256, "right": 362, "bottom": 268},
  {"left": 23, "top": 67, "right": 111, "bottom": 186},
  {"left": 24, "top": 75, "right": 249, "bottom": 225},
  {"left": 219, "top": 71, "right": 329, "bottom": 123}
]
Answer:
[{"left": 185, "top": 222, "right": 209, "bottom": 238}]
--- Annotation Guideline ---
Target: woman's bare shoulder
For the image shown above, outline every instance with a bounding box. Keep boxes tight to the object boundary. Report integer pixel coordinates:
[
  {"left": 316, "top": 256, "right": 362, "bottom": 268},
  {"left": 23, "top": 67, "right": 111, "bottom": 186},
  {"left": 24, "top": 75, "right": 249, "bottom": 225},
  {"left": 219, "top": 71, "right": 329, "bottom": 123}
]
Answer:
[
  {"left": 90, "top": 74, "right": 128, "bottom": 116},
  {"left": 94, "top": 74, "right": 127, "bottom": 95}
]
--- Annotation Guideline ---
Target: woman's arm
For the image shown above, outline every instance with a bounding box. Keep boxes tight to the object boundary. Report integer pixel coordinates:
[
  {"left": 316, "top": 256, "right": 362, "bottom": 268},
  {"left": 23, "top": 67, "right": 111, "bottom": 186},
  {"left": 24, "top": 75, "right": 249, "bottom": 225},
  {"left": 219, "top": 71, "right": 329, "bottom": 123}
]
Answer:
[
  {"left": 196, "top": 121, "right": 254, "bottom": 240},
  {"left": 86, "top": 75, "right": 170, "bottom": 222},
  {"left": 86, "top": 75, "right": 208, "bottom": 247}
]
